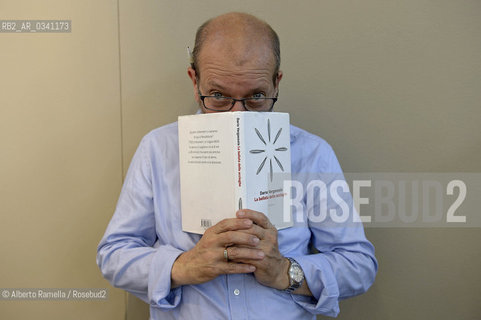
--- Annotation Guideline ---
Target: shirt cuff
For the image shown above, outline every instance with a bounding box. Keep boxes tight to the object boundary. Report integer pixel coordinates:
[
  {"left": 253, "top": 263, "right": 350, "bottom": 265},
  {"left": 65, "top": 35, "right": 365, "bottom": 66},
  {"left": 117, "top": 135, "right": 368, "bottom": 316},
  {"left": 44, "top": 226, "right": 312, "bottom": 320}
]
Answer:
[
  {"left": 290, "top": 254, "right": 340, "bottom": 317},
  {"left": 148, "top": 244, "right": 184, "bottom": 309}
]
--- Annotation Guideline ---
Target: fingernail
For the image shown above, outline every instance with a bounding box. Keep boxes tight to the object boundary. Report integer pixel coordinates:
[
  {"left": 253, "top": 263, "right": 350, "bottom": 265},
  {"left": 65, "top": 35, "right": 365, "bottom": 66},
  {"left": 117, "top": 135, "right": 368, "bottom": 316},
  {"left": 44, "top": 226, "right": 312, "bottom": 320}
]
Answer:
[
  {"left": 244, "top": 219, "right": 252, "bottom": 226},
  {"left": 248, "top": 265, "right": 256, "bottom": 272},
  {"left": 252, "top": 237, "right": 259, "bottom": 244},
  {"left": 257, "top": 251, "right": 265, "bottom": 258},
  {"left": 237, "top": 210, "right": 245, "bottom": 217}
]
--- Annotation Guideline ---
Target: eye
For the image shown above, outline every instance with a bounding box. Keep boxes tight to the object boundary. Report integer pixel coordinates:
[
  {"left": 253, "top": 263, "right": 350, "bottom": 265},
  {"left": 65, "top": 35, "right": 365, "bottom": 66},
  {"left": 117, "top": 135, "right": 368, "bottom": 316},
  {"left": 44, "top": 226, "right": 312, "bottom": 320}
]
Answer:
[
  {"left": 212, "top": 92, "right": 224, "bottom": 98},
  {"left": 252, "top": 92, "right": 266, "bottom": 99}
]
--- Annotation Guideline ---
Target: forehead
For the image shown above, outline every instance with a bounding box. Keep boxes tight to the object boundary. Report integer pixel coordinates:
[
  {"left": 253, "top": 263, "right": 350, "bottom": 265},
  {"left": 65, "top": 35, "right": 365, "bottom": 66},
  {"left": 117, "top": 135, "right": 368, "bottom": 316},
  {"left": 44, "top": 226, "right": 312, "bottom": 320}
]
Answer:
[{"left": 198, "top": 40, "right": 276, "bottom": 91}]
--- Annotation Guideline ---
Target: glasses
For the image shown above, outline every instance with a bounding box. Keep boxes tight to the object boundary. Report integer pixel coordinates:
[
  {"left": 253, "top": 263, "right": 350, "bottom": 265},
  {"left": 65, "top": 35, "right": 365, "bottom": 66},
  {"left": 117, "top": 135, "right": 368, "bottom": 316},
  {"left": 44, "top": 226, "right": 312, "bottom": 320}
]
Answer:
[{"left": 198, "top": 89, "right": 277, "bottom": 112}]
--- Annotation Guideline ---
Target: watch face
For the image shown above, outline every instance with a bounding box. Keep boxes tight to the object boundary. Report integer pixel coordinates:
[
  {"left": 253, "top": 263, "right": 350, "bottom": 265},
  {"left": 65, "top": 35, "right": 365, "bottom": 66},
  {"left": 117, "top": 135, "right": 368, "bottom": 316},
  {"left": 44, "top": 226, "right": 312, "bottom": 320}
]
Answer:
[{"left": 291, "top": 266, "right": 304, "bottom": 282}]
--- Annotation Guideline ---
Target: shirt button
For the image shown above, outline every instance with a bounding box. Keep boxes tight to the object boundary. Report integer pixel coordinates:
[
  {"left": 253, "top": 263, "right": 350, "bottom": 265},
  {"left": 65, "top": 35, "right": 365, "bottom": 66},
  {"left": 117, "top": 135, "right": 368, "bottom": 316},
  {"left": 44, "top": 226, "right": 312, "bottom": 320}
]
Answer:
[{"left": 233, "top": 289, "right": 240, "bottom": 296}]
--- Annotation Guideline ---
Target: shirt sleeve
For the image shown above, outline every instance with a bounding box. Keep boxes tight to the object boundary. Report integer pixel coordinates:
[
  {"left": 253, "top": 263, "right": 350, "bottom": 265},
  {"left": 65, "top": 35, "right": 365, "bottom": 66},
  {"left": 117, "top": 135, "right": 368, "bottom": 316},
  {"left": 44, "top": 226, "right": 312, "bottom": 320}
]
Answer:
[
  {"left": 290, "top": 144, "right": 378, "bottom": 317},
  {"left": 96, "top": 136, "right": 183, "bottom": 309}
]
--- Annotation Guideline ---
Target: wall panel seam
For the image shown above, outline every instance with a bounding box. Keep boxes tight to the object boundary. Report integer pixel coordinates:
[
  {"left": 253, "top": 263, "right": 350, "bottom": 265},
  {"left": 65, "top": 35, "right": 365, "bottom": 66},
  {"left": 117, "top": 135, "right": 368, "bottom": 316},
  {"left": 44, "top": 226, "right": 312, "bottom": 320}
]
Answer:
[{"left": 117, "top": 0, "right": 125, "bottom": 183}]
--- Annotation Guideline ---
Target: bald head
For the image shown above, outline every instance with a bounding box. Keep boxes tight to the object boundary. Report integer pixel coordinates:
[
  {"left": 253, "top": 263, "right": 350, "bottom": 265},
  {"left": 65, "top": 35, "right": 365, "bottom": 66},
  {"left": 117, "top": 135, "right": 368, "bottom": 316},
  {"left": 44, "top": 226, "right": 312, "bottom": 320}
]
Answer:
[{"left": 192, "top": 12, "right": 280, "bottom": 84}]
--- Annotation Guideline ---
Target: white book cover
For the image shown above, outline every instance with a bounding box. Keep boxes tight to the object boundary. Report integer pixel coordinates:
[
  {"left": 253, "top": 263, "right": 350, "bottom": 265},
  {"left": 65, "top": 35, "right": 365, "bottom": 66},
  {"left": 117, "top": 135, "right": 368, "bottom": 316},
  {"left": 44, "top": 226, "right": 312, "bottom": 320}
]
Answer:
[{"left": 178, "top": 111, "right": 293, "bottom": 234}]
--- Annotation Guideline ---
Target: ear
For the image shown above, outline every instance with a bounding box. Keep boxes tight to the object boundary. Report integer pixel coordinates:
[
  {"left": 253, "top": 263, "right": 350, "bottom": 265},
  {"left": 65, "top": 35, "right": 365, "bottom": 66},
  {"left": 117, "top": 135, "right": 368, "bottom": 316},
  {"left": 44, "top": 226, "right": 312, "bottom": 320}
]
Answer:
[
  {"left": 187, "top": 67, "right": 200, "bottom": 103},
  {"left": 274, "top": 70, "right": 283, "bottom": 94}
]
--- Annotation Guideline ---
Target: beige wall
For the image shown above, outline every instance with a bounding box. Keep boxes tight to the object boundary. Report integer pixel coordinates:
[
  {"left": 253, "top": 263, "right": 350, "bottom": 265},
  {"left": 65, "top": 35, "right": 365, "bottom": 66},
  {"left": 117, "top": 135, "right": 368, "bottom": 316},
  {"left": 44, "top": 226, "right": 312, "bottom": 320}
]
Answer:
[
  {"left": 1, "top": 1, "right": 480, "bottom": 319},
  {"left": 0, "top": 1, "right": 125, "bottom": 319}
]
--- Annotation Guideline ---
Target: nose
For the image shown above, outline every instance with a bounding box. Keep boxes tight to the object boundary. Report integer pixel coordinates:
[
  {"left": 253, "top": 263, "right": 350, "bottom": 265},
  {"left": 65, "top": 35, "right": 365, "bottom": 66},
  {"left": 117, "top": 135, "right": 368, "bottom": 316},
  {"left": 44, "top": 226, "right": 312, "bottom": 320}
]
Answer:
[{"left": 230, "top": 100, "right": 246, "bottom": 112}]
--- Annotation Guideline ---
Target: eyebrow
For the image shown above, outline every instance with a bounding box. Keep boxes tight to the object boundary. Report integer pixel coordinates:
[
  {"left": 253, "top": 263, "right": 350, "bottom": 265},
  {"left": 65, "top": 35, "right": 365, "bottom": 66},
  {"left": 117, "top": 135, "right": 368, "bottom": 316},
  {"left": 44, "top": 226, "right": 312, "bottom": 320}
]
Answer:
[{"left": 205, "top": 81, "right": 269, "bottom": 96}]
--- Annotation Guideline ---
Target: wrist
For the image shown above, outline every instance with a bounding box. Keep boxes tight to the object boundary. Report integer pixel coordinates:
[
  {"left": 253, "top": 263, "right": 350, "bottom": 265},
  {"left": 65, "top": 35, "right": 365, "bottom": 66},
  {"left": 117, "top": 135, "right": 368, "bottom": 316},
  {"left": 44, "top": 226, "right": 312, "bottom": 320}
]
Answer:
[
  {"left": 274, "top": 257, "right": 290, "bottom": 290},
  {"left": 171, "top": 252, "right": 189, "bottom": 288}
]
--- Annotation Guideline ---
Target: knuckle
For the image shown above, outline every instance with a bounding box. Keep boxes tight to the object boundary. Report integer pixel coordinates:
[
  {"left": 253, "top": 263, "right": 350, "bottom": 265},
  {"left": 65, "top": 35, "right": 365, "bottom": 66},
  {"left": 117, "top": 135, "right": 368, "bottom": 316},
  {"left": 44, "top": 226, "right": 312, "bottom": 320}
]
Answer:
[
  {"left": 203, "top": 235, "right": 216, "bottom": 247},
  {"left": 223, "top": 232, "right": 234, "bottom": 244},
  {"left": 227, "top": 263, "right": 238, "bottom": 274},
  {"left": 228, "top": 246, "right": 238, "bottom": 258},
  {"left": 218, "top": 218, "right": 229, "bottom": 229},
  {"left": 260, "top": 215, "right": 268, "bottom": 224},
  {"left": 222, "top": 218, "right": 240, "bottom": 232},
  {"left": 255, "top": 212, "right": 267, "bottom": 223},
  {"left": 254, "top": 226, "right": 264, "bottom": 239},
  {"left": 211, "top": 265, "right": 222, "bottom": 276}
]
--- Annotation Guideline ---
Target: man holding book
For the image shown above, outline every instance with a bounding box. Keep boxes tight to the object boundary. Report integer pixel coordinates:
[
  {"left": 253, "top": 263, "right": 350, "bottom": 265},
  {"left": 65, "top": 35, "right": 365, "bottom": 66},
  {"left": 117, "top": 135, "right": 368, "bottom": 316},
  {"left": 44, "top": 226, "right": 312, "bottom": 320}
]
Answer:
[{"left": 97, "top": 12, "right": 377, "bottom": 319}]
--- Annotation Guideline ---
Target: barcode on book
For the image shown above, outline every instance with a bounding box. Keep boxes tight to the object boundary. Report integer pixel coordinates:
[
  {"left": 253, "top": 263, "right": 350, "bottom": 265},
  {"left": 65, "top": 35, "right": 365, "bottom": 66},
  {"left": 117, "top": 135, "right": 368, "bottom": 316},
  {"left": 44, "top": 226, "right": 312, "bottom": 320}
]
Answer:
[{"left": 201, "top": 219, "right": 212, "bottom": 229}]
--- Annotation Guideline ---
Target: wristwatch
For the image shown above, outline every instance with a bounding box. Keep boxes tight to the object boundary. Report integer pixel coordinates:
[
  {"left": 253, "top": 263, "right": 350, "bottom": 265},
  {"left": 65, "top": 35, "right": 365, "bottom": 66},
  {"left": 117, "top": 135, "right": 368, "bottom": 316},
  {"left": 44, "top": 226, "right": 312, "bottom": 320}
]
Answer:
[{"left": 285, "top": 257, "right": 304, "bottom": 293}]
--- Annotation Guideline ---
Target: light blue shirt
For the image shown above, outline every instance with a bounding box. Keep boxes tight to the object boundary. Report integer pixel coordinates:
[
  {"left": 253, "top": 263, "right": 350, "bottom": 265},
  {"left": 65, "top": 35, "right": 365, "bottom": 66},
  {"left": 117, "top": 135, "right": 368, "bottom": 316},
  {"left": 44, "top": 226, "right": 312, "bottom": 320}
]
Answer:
[{"left": 97, "top": 121, "right": 377, "bottom": 319}]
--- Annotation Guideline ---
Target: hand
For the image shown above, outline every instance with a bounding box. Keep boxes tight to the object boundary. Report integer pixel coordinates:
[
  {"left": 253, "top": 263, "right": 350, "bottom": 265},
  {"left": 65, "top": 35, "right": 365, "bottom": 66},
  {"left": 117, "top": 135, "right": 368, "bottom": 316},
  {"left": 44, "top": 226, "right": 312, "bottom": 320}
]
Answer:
[
  {"left": 229, "top": 209, "right": 290, "bottom": 290},
  {"left": 171, "top": 217, "right": 264, "bottom": 288}
]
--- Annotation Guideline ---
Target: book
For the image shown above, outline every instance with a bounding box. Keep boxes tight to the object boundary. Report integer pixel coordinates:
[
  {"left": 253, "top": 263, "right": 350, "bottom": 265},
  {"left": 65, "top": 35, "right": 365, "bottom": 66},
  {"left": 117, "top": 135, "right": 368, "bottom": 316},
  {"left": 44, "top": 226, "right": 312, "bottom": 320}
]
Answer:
[{"left": 178, "top": 111, "right": 293, "bottom": 234}]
